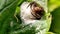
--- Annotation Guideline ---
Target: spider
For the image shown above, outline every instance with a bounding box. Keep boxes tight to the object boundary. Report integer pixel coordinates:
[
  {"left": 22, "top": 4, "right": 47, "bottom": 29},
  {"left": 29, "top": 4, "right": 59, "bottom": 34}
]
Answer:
[{"left": 27, "top": 1, "right": 45, "bottom": 20}]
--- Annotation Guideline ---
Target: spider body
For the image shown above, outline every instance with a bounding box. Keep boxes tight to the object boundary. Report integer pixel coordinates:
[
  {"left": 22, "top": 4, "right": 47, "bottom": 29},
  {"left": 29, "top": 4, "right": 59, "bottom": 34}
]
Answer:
[{"left": 28, "top": 2, "right": 45, "bottom": 20}]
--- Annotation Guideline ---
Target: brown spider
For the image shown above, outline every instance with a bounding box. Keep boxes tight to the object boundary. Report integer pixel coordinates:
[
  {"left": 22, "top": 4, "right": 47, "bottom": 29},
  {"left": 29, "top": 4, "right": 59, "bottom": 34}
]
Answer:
[{"left": 28, "top": 1, "right": 45, "bottom": 20}]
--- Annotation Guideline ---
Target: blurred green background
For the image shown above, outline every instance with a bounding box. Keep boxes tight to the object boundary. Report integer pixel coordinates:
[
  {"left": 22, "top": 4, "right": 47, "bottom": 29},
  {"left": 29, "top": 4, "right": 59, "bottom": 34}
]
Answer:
[{"left": 49, "top": 0, "right": 60, "bottom": 34}]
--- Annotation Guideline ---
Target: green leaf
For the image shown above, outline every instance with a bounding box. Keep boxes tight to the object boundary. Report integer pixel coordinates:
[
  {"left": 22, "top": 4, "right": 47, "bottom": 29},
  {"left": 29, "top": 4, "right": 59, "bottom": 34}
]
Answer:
[
  {"left": 49, "top": 0, "right": 60, "bottom": 34},
  {"left": 0, "top": 0, "right": 19, "bottom": 34},
  {"left": 50, "top": 7, "right": 60, "bottom": 34},
  {"left": 46, "top": 32, "right": 55, "bottom": 34}
]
